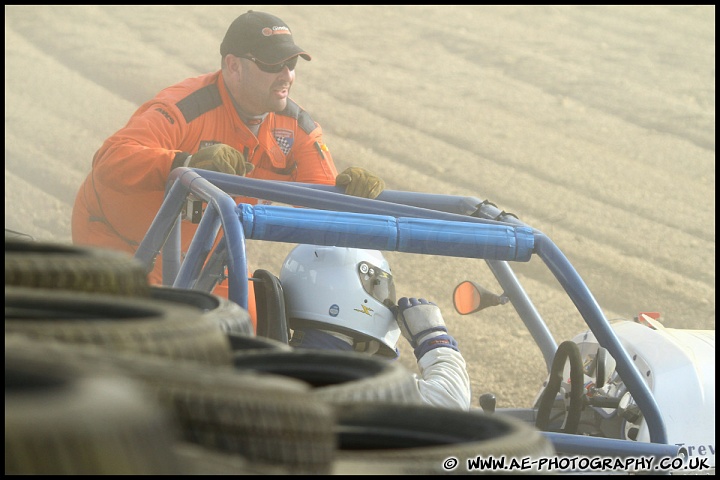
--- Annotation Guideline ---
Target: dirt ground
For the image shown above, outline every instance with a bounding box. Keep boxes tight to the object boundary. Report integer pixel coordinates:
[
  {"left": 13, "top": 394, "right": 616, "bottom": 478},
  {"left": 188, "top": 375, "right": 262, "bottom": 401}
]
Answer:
[{"left": 5, "top": 5, "right": 715, "bottom": 408}]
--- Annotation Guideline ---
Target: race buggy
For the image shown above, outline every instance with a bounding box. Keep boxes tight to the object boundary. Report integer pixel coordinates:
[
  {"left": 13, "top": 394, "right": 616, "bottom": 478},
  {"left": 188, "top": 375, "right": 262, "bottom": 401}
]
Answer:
[{"left": 135, "top": 167, "right": 715, "bottom": 474}]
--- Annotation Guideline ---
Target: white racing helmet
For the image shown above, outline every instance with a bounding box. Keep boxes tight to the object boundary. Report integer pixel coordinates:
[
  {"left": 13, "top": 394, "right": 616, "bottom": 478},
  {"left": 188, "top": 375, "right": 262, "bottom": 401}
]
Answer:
[{"left": 280, "top": 245, "right": 400, "bottom": 358}]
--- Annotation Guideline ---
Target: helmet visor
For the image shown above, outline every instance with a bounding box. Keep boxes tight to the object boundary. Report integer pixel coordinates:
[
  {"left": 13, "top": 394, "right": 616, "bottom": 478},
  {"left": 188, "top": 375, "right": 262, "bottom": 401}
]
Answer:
[{"left": 357, "top": 260, "right": 396, "bottom": 307}]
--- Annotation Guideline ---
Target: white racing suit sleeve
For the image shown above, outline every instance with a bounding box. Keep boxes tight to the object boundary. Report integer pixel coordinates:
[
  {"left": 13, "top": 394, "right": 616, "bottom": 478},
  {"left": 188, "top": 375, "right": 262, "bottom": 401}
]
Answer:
[{"left": 412, "top": 346, "right": 472, "bottom": 411}]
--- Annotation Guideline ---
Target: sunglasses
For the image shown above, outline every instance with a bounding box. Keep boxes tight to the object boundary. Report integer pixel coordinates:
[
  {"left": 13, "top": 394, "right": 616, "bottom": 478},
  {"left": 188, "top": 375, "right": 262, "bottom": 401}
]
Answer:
[{"left": 241, "top": 55, "right": 298, "bottom": 74}]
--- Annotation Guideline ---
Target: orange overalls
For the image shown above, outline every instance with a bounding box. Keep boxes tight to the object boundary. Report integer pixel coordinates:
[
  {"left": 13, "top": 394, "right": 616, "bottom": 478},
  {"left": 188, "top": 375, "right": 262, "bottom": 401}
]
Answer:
[{"left": 72, "top": 70, "right": 338, "bottom": 329}]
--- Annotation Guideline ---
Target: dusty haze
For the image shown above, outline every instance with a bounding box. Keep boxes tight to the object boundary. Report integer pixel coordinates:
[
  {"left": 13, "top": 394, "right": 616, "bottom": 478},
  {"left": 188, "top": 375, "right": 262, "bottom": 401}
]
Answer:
[{"left": 5, "top": 5, "right": 715, "bottom": 407}]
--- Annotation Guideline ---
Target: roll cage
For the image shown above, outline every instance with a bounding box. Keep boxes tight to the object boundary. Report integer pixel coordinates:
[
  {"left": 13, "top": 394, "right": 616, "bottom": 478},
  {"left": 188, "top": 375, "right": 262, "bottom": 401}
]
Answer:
[{"left": 135, "top": 167, "right": 685, "bottom": 463}]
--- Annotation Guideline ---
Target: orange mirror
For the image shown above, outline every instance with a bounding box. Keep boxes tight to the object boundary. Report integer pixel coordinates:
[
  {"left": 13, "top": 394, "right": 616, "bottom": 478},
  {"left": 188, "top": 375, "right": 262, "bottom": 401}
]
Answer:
[
  {"left": 453, "top": 281, "right": 482, "bottom": 315},
  {"left": 453, "top": 281, "right": 508, "bottom": 315}
]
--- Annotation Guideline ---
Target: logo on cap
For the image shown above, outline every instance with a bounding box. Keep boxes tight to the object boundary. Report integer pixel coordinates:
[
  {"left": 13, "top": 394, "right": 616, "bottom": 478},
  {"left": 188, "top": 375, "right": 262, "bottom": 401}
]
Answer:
[{"left": 262, "top": 26, "right": 291, "bottom": 36}]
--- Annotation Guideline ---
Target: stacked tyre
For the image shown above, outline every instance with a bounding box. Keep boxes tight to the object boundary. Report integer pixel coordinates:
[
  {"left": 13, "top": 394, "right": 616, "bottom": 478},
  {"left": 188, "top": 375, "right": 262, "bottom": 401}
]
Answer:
[
  {"left": 5, "top": 235, "right": 555, "bottom": 474},
  {"left": 5, "top": 237, "right": 335, "bottom": 474},
  {"left": 5, "top": 238, "right": 252, "bottom": 365},
  {"left": 230, "top": 348, "right": 555, "bottom": 474},
  {"left": 5, "top": 335, "right": 183, "bottom": 474}
]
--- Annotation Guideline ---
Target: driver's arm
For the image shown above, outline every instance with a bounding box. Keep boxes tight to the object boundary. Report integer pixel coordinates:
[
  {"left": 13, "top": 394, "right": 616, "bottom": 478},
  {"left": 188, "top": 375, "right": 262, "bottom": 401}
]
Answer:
[{"left": 396, "top": 297, "right": 472, "bottom": 410}]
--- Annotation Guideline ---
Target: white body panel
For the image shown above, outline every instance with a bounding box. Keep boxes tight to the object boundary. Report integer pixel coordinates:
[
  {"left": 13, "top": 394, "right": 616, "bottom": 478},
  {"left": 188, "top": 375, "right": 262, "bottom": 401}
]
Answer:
[{"left": 572, "top": 320, "right": 715, "bottom": 469}]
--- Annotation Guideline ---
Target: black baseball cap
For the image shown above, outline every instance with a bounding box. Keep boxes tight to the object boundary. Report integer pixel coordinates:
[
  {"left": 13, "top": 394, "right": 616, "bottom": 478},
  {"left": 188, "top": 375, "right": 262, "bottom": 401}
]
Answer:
[{"left": 220, "top": 10, "right": 311, "bottom": 65}]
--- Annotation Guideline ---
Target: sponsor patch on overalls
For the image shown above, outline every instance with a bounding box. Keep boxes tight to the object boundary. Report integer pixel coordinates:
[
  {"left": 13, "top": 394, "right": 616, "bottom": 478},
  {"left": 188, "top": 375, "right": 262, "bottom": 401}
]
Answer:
[{"left": 273, "top": 129, "right": 294, "bottom": 155}]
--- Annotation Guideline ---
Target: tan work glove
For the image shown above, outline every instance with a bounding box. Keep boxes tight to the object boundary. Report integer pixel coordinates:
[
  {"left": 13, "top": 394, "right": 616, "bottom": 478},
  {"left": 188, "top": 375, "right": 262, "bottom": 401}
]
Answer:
[
  {"left": 186, "top": 144, "right": 254, "bottom": 176},
  {"left": 335, "top": 167, "right": 385, "bottom": 199}
]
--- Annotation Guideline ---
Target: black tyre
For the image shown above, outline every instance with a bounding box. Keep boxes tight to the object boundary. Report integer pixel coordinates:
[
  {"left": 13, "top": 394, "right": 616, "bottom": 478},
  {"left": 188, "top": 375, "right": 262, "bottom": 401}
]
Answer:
[
  {"left": 149, "top": 285, "right": 254, "bottom": 336},
  {"left": 332, "top": 402, "right": 556, "bottom": 474},
  {"left": 5, "top": 286, "right": 232, "bottom": 366},
  {"left": 4, "top": 228, "right": 34, "bottom": 241},
  {"left": 173, "top": 442, "right": 295, "bottom": 475},
  {"left": 5, "top": 334, "right": 336, "bottom": 474},
  {"left": 227, "top": 332, "right": 293, "bottom": 352},
  {"left": 5, "top": 340, "right": 182, "bottom": 474},
  {"left": 232, "top": 349, "right": 424, "bottom": 405},
  {"left": 5, "top": 239, "right": 150, "bottom": 297}
]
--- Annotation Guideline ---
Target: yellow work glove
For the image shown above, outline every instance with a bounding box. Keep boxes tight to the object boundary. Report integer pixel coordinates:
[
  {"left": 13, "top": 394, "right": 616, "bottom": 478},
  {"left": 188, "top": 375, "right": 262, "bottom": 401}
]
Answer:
[
  {"left": 335, "top": 167, "right": 385, "bottom": 199},
  {"left": 186, "top": 144, "right": 254, "bottom": 176}
]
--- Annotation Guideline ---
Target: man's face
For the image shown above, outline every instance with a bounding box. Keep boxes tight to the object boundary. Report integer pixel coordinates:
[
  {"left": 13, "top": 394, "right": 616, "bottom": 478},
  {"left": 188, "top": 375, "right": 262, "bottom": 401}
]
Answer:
[{"left": 226, "top": 54, "right": 297, "bottom": 115}]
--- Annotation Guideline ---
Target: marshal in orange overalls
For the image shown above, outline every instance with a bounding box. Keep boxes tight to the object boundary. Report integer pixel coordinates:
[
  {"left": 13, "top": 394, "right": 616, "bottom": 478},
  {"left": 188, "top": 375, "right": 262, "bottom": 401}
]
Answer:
[{"left": 72, "top": 70, "right": 338, "bottom": 328}]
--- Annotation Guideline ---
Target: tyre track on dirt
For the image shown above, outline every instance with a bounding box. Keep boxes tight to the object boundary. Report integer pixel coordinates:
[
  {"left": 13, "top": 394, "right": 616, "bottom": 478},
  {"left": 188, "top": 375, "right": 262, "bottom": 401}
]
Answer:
[
  {"left": 290, "top": 6, "right": 714, "bottom": 332},
  {"left": 409, "top": 5, "right": 714, "bottom": 151},
  {"left": 6, "top": 6, "right": 195, "bottom": 107}
]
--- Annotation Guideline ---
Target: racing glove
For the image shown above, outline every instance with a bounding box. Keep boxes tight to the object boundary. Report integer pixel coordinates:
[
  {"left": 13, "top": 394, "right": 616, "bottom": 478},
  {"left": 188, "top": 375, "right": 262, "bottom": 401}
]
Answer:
[
  {"left": 181, "top": 144, "right": 254, "bottom": 176},
  {"left": 396, "top": 297, "right": 460, "bottom": 360},
  {"left": 335, "top": 167, "right": 385, "bottom": 199}
]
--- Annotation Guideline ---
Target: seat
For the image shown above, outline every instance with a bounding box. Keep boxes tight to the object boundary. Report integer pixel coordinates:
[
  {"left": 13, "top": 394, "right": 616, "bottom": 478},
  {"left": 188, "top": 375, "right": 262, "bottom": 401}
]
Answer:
[{"left": 251, "top": 269, "right": 290, "bottom": 344}]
